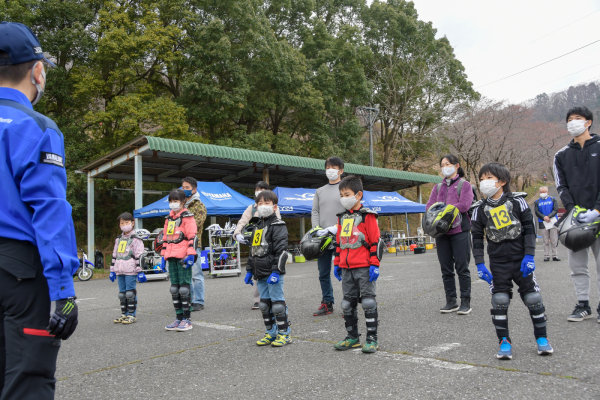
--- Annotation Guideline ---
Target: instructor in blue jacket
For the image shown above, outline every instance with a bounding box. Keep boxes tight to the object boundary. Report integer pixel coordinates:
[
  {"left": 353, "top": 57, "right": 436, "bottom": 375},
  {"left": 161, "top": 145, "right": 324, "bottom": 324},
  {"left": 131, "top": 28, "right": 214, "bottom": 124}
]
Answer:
[{"left": 0, "top": 22, "right": 79, "bottom": 399}]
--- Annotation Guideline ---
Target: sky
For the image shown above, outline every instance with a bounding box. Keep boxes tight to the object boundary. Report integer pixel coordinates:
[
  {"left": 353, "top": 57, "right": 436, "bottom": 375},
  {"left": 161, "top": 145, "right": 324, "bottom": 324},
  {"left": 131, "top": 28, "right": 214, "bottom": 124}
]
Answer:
[{"left": 410, "top": 0, "right": 600, "bottom": 104}]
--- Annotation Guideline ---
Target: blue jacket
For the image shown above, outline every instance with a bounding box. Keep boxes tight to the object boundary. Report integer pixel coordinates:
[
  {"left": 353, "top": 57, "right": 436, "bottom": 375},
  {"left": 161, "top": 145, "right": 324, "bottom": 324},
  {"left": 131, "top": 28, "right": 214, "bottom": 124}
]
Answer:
[{"left": 0, "top": 87, "right": 78, "bottom": 300}]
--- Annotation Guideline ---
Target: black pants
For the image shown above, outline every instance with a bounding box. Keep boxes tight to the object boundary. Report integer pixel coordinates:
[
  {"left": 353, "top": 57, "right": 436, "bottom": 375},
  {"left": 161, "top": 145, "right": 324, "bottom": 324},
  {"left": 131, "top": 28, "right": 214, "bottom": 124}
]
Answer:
[
  {"left": 0, "top": 239, "right": 61, "bottom": 400},
  {"left": 435, "top": 231, "right": 472, "bottom": 299},
  {"left": 490, "top": 259, "right": 538, "bottom": 295}
]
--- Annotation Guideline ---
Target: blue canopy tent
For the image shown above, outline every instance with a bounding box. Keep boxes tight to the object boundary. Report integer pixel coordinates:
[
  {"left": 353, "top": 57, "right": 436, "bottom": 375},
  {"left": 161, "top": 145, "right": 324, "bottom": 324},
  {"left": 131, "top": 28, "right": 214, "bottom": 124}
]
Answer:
[
  {"left": 272, "top": 187, "right": 316, "bottom": 216},
  {"left": 134, "top": 181, "right": 253, "bottom": 218}
]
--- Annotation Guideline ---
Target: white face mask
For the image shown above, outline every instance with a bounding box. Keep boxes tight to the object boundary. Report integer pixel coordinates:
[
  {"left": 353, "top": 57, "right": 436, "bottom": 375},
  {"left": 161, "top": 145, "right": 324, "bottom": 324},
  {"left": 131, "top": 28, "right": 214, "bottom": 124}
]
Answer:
[
  {"left": 340, "top": 195, "right": 358, "bottom": 210},
  {"left": 120, "top": 224, "right": 133, "bottom": 233},
  {"left": 567, "top": 119, "right": 587, "bottom": 137},
  {"left": 479, "top": 179, "right": 500, "bottom": 198},
  {"left": 539, "top": 193, "right": 548, "bottom": 199},
  {"left": 326, "top": 168, "right": 340, "bottom": 181},
  {"left": 257, "top": 204, "right": 274, "bottom": 218},
  {"left": 442, "top": 166, "right": 456, "bottom": 178},
  {"left": 169, "top": 202, "right": 181, "bottom": 211}
]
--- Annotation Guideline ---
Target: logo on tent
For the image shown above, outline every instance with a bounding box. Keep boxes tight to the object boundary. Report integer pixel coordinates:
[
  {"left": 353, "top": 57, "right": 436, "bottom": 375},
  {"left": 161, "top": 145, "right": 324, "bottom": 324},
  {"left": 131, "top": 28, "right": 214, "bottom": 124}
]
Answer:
[
  {"left": 283, "top": 193, "right": 314, "bottom": 201},
  {"left": 201, "top": 191, "right": 232, "bottom": 200},
  {"left": 371, "top": 196, "right": 407, "bottom": 202}
]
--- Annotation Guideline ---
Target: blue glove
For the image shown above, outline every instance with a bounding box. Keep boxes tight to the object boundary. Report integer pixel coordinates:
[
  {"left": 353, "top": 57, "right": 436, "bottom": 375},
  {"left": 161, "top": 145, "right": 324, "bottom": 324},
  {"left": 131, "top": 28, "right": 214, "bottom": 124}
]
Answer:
[
  {"left": 520, "top": 254, "right": 535, "bottom": 277},
  {"left": 244, "top": 271, "right": 253, "bottom": 286},
  {"left": 137, "top": 272, "right": 147, "bottom": 283},
  {"left": 333, "top": 265, "right": 342, "bottom": 281},
  {"left": 477, "top": 263, "right": 493, "bottom": 284},
  {"left": 268, "top": 271, "right": 280, "bottom": 284},
  {"left": 369, "top": 265, "right": 379, "bottom": 282},
  {"left": 577, "top": 209, "right": 600, "bottom": 223},
  {"left": 109, "top": 271, "right": 116, "bottom": 282},
  {"left": 160, "top": 257, "right": 166, "bottom": 272},
  {"left": 183, "top": 255, "right": 195, "bottom": 269}
]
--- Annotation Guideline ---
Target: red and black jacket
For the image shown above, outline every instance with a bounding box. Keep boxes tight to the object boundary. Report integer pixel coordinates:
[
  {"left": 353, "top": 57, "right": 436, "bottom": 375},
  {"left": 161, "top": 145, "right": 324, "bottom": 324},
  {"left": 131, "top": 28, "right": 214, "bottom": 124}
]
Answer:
[{"left": 334, "top": 206, "right": 380, "bottom": 269}]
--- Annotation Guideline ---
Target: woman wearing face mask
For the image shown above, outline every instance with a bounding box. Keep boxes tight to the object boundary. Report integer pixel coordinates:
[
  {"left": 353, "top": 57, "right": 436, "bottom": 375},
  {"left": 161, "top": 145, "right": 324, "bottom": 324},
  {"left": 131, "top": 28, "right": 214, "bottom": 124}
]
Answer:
[
  {"left": 160, "top": 189, "right": 198, "bottom": 332},
  {"left": 426, "top": 154, "right": 474, "bottom": 314},
  {"left": 234, "top": 181, "right": 281, "bottom": 309}
]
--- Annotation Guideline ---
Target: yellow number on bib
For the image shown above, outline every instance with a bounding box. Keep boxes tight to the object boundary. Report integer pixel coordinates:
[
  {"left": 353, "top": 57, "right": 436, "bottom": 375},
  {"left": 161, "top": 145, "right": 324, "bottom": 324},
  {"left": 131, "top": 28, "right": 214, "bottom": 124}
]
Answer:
[
  {"left": 489, "top": 204, "right": 512, "bottom": 229},
  {"left": 341, "top": 219, "right": 354, "bottom": 237},
  {"left": 166, "top": 221, "right": 176, "bottom": 235},
  {"left": 117, "top": 240, "right": 128, "bottom": 253},
  {"left": 252, "top": 229, "right": 264, "bottom": 246}
]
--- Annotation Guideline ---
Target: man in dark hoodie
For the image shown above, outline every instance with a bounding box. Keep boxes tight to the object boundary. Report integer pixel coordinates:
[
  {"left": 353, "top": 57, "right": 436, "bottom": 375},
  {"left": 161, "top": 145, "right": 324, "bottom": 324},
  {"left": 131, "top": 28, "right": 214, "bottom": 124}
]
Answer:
[{"left": 553, "top": 106, "right": 600, "bottom": 323}]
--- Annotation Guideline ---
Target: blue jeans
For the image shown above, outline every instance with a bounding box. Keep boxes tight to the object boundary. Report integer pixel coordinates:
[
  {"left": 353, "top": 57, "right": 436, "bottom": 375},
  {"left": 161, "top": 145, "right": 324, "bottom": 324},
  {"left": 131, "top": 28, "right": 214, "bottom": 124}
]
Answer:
[
  {"left": 317, "top": 249, "right": 335, "bottom": 304},
  {"left": 257, "top": 276, "right": 285, "bottom": 302},
  {"left": 191, "top": 249, "right": 205, "bottom": 305},
  {"left": 117, "top": 275, "right": 137, "bottom": 316}
]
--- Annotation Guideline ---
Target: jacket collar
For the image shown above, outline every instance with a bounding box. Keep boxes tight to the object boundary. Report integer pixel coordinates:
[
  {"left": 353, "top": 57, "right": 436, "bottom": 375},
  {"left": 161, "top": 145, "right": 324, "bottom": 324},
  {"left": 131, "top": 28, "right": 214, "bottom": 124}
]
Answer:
[
  {"left": 0, "top": 87, "right": 33, "bottom": 109},
  {"left": 568, "top": 133, "right": 600, "bottom": 149},
  {"left": 185, "top": 191, "right": 201, "bottom": 207}
]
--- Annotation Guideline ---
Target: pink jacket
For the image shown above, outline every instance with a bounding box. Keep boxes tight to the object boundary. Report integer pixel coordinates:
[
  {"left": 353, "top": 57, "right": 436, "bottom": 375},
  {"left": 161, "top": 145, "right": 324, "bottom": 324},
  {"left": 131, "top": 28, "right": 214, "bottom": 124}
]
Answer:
[
  {"left": 110, "top": 233, "right": 145, "bottom": 275},
  {"left": 161, "top": 208, "right": 198, "bottom": 259}
]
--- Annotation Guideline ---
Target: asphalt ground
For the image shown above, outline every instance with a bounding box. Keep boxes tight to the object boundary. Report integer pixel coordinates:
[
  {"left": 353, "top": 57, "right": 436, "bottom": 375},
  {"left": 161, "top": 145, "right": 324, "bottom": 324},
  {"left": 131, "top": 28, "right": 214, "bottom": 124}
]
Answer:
[{"left": 55, "top": 243, "right": 600, "bottom": 400}]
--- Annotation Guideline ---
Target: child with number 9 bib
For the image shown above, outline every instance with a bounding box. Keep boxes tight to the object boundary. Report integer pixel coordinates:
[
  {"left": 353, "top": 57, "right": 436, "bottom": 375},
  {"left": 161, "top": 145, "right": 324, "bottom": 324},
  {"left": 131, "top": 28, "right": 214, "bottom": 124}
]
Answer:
[
  {"left": 333, "top": 175, "right": 381, "bottom": 353},
  {"left": 471, "top": 163, "right": 553, "bottom": 360},
  {"left": 243, "top": 190, "right": 290, "bottom": 347},
  {"left": 160, "top": 189, "right": 198, "bottom": 332}
]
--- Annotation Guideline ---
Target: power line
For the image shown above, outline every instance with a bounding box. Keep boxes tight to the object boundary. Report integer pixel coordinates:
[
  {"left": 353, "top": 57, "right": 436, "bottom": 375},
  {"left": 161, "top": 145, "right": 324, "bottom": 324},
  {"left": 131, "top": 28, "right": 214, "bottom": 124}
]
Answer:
[
  {"left": 477, "top": 39, "right": 600, "bottom": 88},
  {"left": 527, "top": 9, "right": 600, "bottom": 45}
]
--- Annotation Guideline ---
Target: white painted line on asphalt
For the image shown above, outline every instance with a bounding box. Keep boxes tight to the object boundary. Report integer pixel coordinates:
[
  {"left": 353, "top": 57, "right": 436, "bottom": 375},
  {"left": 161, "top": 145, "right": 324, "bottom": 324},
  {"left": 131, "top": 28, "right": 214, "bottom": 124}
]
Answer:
[
  {"left": 75, "top": 298, "right": 96, "bottom": 303},
  {"left": 192, "top": 321, "right": 241, "bottom": 331},
  {"left": 421, "top": 342, "right": 462, "bottom": 356},
  {"left": 378, "top": 352, "right": 474, "bottom": 370}
]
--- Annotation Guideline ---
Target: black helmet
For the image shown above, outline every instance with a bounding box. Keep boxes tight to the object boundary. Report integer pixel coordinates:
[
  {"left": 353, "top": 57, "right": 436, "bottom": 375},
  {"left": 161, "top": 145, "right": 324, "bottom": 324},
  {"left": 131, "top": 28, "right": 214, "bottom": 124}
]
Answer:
[
  {"left": 300, "top": 227, "right": 335, "bottom": 260},
  {"left": 558, "top": 206, "right": 600, "bottom": 252},
  {"left": 422, "top": 202, "right": 461, "bottom": 238},
  {"left": 242, "top": 217, "right": 260, "bottom": 242}
]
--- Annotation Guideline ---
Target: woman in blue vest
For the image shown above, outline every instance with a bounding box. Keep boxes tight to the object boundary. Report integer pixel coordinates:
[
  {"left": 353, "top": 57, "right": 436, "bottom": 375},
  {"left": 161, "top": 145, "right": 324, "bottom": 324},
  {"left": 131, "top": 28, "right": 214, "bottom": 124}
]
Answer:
[{"left": 533, "top": 186, "right": 560, "bottom": 262}]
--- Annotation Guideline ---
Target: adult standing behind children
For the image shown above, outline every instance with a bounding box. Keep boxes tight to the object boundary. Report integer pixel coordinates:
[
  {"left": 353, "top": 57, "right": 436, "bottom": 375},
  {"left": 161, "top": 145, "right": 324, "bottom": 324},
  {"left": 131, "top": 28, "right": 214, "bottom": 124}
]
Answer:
[
  {"left": 554, "top": 106, "right": 600, "bottom": 322},
  {"left": 311, "top": 157, "right": 347, "bottom": 316},
  {"left": 426, "top": 154, "right": 474, "bottom": 314},
  {"left": 533, "top": 186, "right": 560, "bottom": 262},
  {"left": 234, "top": 181, "right": 281, "bottom": 309},
  {"left": 0, "top": 21, "right": 79, "bottom": 399},
  {"left": 181, "top": 177, "right": 207, "bottom": 312}
]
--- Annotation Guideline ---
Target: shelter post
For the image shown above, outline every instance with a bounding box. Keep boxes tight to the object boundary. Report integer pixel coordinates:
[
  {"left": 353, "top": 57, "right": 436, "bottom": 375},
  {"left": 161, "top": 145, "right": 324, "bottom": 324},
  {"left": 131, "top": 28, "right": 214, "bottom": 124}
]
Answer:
[
  {"left": 87, "top": 173, "right": 95, "bottom": 258},
  {"left": 417, "top": 184, "right": 423, "bottom": 228},
  {"left": 299, "top": 217, "right": 306, "bottom": 238},
  {"left": 134, "top": 154, "right": 143, "bottom": 229},
  {"left": 262, "top": 167, "right": 269, "bottom": 185}
]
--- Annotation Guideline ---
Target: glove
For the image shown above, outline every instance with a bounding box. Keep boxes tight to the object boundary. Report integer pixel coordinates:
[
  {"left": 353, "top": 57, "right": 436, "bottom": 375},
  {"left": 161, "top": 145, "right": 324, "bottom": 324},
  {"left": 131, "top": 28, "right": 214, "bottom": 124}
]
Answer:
[
  {"left": 160, "top": 257, "right": 166, "bottom": 272},
  {"left": 109, "top": 271, "right": 116, "bottom": 282},
  {"left": 244, "top": 271, "right": 253, "bottom": 286},
  {"left": 235, "top": 233, "right": 247, "bottom": 244},
  {"left": 183, "top": 255, "right": 195, "bottom": 269},
  {"left": 520, "top": 254, "right": 535, "bottom": 277},
  {"left": 577, "top": 209, "right": 600, "bottom": 223},
  {"left": 47, "top": 298, "right": 78, "bottom": 340},
  {"left": 268, "top": 271, "right": 280, "bottom": 284},
  {"left": 333, "top": 265, "right": 342, "bottom": 281},
  {"left": 477, "top": 263, "right": 493, "bottom": 284},
  {"left": 369, "top": 265, "right": 379, "bottom": 282},
  {"left": 137, "top": 272, "right": 147, "bottom": 283},
  {"left": 317, "top": 225, "right": 338, "bottom": 236}
]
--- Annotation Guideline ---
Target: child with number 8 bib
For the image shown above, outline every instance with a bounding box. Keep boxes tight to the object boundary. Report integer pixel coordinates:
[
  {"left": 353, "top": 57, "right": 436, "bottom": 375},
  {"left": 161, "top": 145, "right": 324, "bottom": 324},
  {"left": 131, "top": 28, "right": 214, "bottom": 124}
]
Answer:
[
  {"left": 471, "top": 163, "right": 553, "bottom": 360},
  {"left": 159, "top": 189, "right": 198, "bottom": 332}
]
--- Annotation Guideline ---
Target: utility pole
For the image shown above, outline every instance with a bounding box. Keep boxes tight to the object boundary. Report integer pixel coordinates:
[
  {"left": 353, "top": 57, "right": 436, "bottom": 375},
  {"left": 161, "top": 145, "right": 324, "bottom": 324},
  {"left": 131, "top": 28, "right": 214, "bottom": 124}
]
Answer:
[{"left": 357, "top": 106, "right": 379, "bottom": 167}]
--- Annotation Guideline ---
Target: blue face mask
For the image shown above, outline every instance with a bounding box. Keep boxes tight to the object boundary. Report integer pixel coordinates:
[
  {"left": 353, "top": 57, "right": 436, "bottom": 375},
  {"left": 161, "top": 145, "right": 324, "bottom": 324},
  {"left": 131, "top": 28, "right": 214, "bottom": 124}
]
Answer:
[{"left": 183, "top": 189, "right": 193, "bottom": 197}]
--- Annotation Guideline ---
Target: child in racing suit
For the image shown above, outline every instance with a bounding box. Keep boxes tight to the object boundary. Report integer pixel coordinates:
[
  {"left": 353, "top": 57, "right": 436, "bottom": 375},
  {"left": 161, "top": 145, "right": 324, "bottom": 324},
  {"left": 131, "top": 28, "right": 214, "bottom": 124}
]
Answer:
[
  {"left": 471, "top": 162, "right": 553, "bottom": 360},
  {"left": 243, "top": 190, "right": 290, "bottom": 347},
  {"left": 333, "top": 175, "right": 381, "bottom": 353}
]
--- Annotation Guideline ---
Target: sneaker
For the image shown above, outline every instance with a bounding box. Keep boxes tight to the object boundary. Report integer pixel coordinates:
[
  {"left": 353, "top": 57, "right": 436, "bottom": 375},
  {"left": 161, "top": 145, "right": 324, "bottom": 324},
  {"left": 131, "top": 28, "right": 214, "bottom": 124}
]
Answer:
[
  {"left": 121, "top": 315, "right": 136, "bottom": 324},
  {"left": 334, "top": 337, "right": 361, "bottom": 351},
  {"left": 165, "top": 319, "right": 182, "bottom": 331},
  {"left": 313, "top": 302, "right": 333, "bottom": 316},
  {"left": 496, "top": 338, "right": 512, "bottom": 360},
  {"left": 251, "top": 302, "right": 260, "bottom": 310},
  {"left": 440, "top": 299, "right": 459, "bottom": 313},
  {"left": 176, "top": 319, "right": 193, "bottom": 331},
  {"left": 191, "top": 303, "right": 204, "bottom": 312},
  {"left": 567, "top": 303, "right": 593, "bottom": 322},
  {"left": 113, "top": 315, "right": 126, "bottom": 324},
  {"left": 271, "top": 333, "right": 292, "bottom": 347},
  {"left": 543, "top": 257, "right": 550, "bottom": 262},
  {"left": 552, "top": 257, "right": 561, "bottom": 261},
  {"left": 536, "top": 337, "right": 554, "bottom": 355},
  {"left": 362, "top": 338, "right": 379, "bottom": 353},
  {"left": 457, "top": 298, "right": 471, "bottom": 315},
  {"left": 256, "top": 333, "right": 277, "bottom": 346}
]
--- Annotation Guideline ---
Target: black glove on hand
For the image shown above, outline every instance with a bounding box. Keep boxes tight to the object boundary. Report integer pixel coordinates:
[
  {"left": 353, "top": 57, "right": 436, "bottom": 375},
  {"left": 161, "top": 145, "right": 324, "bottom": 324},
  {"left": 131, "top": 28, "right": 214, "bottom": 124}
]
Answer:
[{"left": 47, "top": 297, "right": 78, "bottom": 340}]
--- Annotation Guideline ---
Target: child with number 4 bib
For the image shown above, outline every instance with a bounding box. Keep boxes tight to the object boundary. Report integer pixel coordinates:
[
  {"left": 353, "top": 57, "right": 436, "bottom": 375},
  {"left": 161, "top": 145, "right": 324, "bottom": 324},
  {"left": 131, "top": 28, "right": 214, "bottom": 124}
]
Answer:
[{"left": 471, "top": 163, "right": 553, "bottom": 360}]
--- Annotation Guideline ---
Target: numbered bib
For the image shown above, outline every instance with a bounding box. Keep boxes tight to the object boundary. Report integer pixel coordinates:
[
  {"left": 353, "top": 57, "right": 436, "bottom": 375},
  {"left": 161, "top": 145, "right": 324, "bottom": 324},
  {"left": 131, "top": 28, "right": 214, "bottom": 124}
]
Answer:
[
  {"left": 117, "top": 240, "right": 128, "bottom": 253},
  {"left": 166, "top": 221, "right": 176, "bottom": 235},
  {"left": 252, "top": 229, "right": 264, "bottom": 246},
  {"left": 341, "top": 219, "right": 354, "bottom": 237},
  {"left": 489, "top": 204, "right": 513, "bottom": 229}
]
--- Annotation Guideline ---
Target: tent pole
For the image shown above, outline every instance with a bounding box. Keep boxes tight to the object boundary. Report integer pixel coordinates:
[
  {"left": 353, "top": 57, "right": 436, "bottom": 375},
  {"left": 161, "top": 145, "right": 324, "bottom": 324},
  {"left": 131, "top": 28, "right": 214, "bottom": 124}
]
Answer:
[
  {"left": 87, "top": 173, "right": 95, "bottom": 259},
  {"left": 134, "top": 154, "right": 143, "bottom": 229},
  {"left": 405, "top": 212, "right": 409, "bottom": 236}
]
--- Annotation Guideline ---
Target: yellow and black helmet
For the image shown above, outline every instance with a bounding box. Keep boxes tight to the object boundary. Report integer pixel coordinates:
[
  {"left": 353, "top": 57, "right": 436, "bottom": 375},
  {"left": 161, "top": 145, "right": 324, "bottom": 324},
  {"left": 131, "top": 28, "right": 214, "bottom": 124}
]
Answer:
[{"left": 422, "top": 202, "right": 461, "bottom": 238}]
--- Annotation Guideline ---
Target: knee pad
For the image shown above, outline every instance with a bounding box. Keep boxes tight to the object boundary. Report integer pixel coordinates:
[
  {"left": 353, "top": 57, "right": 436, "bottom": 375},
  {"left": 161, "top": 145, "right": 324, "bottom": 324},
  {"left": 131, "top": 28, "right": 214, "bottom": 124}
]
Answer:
[
  {"left": 491, "top": 292, "right": 510, "bottom": 310},
  {"left": 170, "top": 285, "right": 179, "bottom": 295},
  {"left": 341, "top": 297, "right": 358, "bottom": 313},
  {"left": 271, "top": 301, "right": 286, "bottom": 316},
  {"left": 118, "top": 292, "right": 126, "bottom": 301},
  {"left": 179, "top": 285, "right": 190, "bottom": 297},
  {"left": 361, "top": 296, "right": 377, "bottom": 312},
  {"left": 259, "top": 299, "right": 272, "bottom": 313},
  {"left": 125, "top": 290, "right": 136, "bottom": 300},
  {"left": 523, "top": 291, "right": 545, "bottom": 312}
]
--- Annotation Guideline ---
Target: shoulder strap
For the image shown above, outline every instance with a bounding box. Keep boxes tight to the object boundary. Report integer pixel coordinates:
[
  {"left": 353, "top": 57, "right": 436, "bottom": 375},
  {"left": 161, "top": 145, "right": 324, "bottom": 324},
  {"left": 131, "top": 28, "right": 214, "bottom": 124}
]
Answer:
[{"left": 456, "top": 179, "right": 465, "bottom": 198}]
